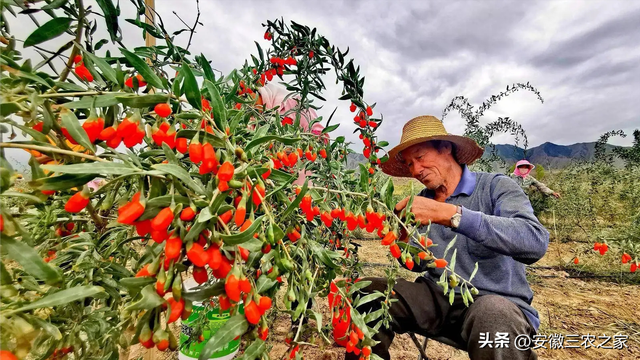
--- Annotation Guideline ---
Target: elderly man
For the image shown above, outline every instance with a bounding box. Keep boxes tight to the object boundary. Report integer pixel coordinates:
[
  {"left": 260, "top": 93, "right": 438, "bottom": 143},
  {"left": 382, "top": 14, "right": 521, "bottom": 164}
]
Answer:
[{"left": 348, "top": 116, "right": 548, "bottom": 360}]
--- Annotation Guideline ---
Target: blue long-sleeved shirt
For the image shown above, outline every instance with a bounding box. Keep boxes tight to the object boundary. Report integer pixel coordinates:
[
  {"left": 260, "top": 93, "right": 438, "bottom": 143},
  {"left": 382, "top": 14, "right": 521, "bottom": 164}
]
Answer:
[{"left": 406, "top": 165, "right": 549, "bottom": 330}]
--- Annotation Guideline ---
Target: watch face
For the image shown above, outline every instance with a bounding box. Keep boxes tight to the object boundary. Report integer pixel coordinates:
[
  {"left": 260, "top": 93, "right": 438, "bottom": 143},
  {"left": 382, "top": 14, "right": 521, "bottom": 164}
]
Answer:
[{"left": 451, "top": 214, "right": 462, "bottom": 228}]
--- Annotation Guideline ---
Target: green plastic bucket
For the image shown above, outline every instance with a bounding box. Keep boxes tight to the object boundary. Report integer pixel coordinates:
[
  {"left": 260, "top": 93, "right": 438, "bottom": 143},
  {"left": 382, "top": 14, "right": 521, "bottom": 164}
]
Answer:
[{"left": 179, "top": 279, "right": 244, "bottom": 360}]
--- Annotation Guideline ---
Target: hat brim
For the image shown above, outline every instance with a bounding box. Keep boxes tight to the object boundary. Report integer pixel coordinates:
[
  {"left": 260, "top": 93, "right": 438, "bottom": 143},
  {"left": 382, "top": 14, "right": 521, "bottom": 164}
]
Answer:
[{"left": 381, "top": 134, "right": 484, "bottom": 178}]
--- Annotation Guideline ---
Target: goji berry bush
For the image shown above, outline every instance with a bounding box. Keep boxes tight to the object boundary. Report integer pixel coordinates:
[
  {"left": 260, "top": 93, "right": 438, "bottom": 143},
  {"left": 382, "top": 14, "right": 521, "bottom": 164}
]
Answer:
[{"left": 0, "top": 1, "right": 476, "bottom": 360}]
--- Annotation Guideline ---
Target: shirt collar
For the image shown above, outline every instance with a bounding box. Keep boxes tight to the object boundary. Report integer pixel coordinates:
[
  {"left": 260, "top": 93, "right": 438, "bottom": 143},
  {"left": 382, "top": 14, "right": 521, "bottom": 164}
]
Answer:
[{"left": 451, "top": 164, "right": 476, "bottom": 197}]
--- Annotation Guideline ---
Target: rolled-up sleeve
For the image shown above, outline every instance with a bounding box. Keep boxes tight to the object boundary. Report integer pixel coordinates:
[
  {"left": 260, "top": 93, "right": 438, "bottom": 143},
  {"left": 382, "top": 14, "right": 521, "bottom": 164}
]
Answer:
[{"left": 455, "top": 175, "right": 549, "bottom": 264}]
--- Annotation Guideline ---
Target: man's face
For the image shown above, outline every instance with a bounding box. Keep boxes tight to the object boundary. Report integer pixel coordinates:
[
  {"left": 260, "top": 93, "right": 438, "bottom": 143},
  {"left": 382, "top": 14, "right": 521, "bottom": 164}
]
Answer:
[{"left": 401, "top": 142, "right": 451, "bottom": 189}]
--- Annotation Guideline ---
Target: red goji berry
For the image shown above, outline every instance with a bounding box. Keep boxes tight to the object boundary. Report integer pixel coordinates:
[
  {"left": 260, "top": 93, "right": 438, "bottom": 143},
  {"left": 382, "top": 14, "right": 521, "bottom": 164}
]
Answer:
[{"left": 154, "top": 103, "right": 172, "bottom": 118}]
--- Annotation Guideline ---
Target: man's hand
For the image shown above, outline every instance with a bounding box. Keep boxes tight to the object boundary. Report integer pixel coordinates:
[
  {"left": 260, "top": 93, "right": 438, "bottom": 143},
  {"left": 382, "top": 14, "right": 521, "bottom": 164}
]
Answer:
[
  {"left": 552, "top": 192, "right": 561, "bottom": 199},
  {"left": 395, "top": 196, "right": 458, "bottom": 228}
]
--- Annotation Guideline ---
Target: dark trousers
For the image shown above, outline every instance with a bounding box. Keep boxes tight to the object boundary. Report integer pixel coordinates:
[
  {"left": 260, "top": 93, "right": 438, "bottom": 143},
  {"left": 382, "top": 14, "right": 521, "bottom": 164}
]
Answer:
[{"left": 345, "top": 277, "right": 537, "bottom": 360}]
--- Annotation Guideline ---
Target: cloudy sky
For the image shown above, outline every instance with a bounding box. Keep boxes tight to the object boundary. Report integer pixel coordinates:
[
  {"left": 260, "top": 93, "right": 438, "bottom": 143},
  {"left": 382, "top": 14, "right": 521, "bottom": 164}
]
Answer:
[{"left": 4, "top": 0, "right": 640, "bottom": 167}]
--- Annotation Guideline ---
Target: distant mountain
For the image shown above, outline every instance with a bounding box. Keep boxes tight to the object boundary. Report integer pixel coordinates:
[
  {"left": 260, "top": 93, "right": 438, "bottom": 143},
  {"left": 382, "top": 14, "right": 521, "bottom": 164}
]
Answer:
[
  {"left": 346, "top": 141, "right": 625, "bottom": 171},
  {"left": 485, "top": 141, "right": 623, "bottom": 169}
]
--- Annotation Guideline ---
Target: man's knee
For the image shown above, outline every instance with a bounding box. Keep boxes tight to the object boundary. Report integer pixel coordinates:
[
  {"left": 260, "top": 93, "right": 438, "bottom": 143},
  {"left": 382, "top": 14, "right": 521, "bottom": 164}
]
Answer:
[{"left": 464, "top": 295, "right": 531, "bottom": 333}]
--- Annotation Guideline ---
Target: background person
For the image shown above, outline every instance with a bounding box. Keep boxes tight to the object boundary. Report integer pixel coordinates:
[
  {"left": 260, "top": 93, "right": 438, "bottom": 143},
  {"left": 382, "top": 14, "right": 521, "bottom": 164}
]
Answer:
[{"left": 510, "top": 159, "right": 560, "bottom": 198}]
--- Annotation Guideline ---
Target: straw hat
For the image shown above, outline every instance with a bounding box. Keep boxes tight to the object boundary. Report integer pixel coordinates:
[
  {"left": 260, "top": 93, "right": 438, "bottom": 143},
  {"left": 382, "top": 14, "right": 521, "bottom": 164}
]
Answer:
[{"left": 381, "top": 115, "right": 484, "bottom": 177}]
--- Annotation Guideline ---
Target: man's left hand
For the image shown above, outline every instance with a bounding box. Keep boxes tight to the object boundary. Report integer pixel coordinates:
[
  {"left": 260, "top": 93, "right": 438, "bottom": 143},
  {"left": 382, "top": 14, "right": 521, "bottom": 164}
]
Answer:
[{"left": 395, "top": 196, "right": 458, "bottom": 227}]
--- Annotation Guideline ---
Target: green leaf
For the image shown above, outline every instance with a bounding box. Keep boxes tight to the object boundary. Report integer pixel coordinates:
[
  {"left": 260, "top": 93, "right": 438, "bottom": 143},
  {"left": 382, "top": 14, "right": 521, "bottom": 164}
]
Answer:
[
  {"left": 196, "top": 54, "right": 215, "bottom": 83},
  {"left": 41, "top": 162, "right": 138, "bottom": 175},
  {"left": 38, "top": 173, "right": 96, "bottom": 190},
  {"left": 15, "top": 70, "right": 51, "bottom": 88},
  {"left": 0, "top": 191, "right": 42, "bottom": 204},
  {"left": 181, "top": 62, "right": 201, "bottom": 110},
  {"left": 30, "top": 317, "right": 62, "bottom": 340},
  {"left": 443, "top": 235, "right": 457, "bottom": 258},
  {"left": 2, "top": 121, "right": 48, "bottom": 143},
  {"left": 255, "top": 276, "right": 277, "bottom": 293},
  {"left": 355, "top": 292, "right": 385, "bottom": 308},
  {"left": 24, "top": 17, "right": 72, "bottom": 47},
  {"left": 80, "top": 47, "right": 118, "bottom": 84},
  {"left": 363, "top": 307, "right": 384, "bottom": 323},
  {"left": 359, "top": 163, "right": 368, "bottom": 191},
  {"left": 42, "top": 0, "right": 69, "bottom": 10},
  {"left": 220, "top": 216, "right": 265, "bottom": 245},
  {"left": 245, "top": 135, "right": 301, "bottom": 152},
  {"left": 1, "top": 262, "right": 13, "bottom": 285},
  {"left": 55, "top": 82, "right": 85, "bottom": 91},
  {"left": 161, "top": 143, "right": 180, "bottom": 165},
  {"left": 183, "top": 281, "right": 224, "bottom": 302},
  {"left": 59, "top": 110, "right": 94, "bottom": 152},
  {"left": 448, "top": 288, "right": 455, "bottom": 305},
  {"left": 377, "top": 141, "right": 389, "bottom": 148},
  {"left": 152, "top": 164, "right": 206, "bottom": 195},
  {"left": 185, "top": 220, "right": 207, "bottom": 242},
  {"left": 2, "top": 238, "right": 61, "bottom": 284},
  {"left": 9, "top": 286, "right": 104, "bottom": 314},
  {"left": 95, "top": 0, "right": 119, "bottom": 42},
  {"left": 119, "top": 277, "right": 155, "bottom": 291},
  {"left": 469, "top": 262, "right": 479, "bottom": 281},
  {"left": 235, "top": 339, "right": 266, "bottom": 360},
  {"left": 199, "top": 315, "right": 249, "bottom": 360},
  {"left": 308, "top": 310, "right": 323, "bottom": 333},
  {"left": 0, "top": 102, "right": 21, "bottom": 116},
  {"left": 380, "top": 177, "right": 394, "bottom": 210},
  {"left": 322, "top": 124, "right": 340, "bottom": 134},
  {"left": 449, "top": 249, "right": 457, "bottom": 272},
  {"left": 120, "top": 48, "right": 164, "bottom": 89},
  {"left": 203, "top": 79, "right": 227, "bottom": 130},
  {"left": 282, "top": 179, "right": 308, "bottom": 218},
  {"left": 124, "top": 284, "right": 165, "bottom": 311}
]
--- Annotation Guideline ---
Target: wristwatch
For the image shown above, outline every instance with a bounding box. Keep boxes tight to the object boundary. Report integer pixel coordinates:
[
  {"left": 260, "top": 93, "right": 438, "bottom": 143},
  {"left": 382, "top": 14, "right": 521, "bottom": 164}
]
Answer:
[{"left": 450, "top": 205, "right": 462, "bottom": 229}]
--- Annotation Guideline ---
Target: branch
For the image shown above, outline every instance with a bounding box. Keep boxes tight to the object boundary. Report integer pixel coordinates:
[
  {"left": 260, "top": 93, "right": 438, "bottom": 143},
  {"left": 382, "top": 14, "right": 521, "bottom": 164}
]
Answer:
[
  {"left": 0, "top": 143, "right": 109, "bottom": 163},
  {"left": 58, "top": 0, "right": 86, "bottom": 85}
]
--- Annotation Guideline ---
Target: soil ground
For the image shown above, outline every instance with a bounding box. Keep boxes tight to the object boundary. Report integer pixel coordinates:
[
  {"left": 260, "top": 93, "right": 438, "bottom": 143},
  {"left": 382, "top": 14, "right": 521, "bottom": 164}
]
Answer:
[{"left": 128, "top": 241, "right": 640, "bottom": 360}]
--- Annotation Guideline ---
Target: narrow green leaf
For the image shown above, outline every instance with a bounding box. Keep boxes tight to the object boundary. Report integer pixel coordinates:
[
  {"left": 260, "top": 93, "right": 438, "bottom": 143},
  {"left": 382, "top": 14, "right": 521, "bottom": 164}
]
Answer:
[
  {"left": 183, "top": 281, "right": 224, "bottom": 302},
  {"left": 30, "top": 317, "right": 62, "bottom": 340},
  {"left": 181, "top": 62, "right": 201, "bottom": 110},
  {"left": 37, "top": 173, "right": 96, "bottom": 190},
  {"left": 24, "top": 17, "right": 72, "bottom": 47},
  {"left": 42, "top": 0, "right": 68, "bottom": 10},
  {"left": 359, "top": 163, "right": 368, "bottom": 191},
  {"left": 282, "top": 179, "right": 308, "bottom": 218},
  {"left": 124, "top": 284, "right": 165, "bottom": 311},
  {"left": 0, "top": 102, "right": 21, "bottom": 116},
  {"left": 235, "top": 339, "right": 266, "bottom": 360},
  {"left": 355, "top": 292, "right": 385, "bottom": 308},
  {"left": 119, "top": 277, "right": 155, "bottom": 291},
  {"left": 80, "top": 47, "right": 118, "bottom": 84},
  {"left": 203, "top": 79, "right": 227, "bottom": 129},
  {"left": 255, "top": 276, "right": 277, "bottom": 293},
  {"left": 469, "top": 262, "right": 479, "bottom": 281},
  {"left": 2, "top": 238, "right": 61, "bottom": 284},
  {"left": 1, "top": 121, "right": 48, "bottom": 143},
  {"left": 0, "top": 191, "right": 42, "bottom": 204},
  {"left": 1, "top": 262, "right": 13, "bottom": 284},
  {"left": 41, "top": 162, "right": 138, "bottom": 175},
  {"left": 197, "top": 54, "right": 215, "bottom": 83},
  {"left": 322, "top": 124, "right": 340, "bottom": 134},
  {"left": 9, "top": 286, "right": 104, "bottom": 314},
  {"left": 16, "top": 70, "right": 51, "bottom": 88},
  {"left": 220, "top": 216, "right": 265, "bottom": 245},
  {"left": 448, "top": 288, "right": 455, "bottom": 305},
  {"left": 199, "top": 315, "right": 249, "bottom": 360},
  {"left": 120, "top": 48, "right": 164, "bottom": 89},
  {"left": 443, "top": 235, "right": 457, "bottom": 258},
  {"left": 449, "top": 249, "right": 457, "bottom": 272},
  {"left": 95, "top": 0, "right": 119, "bottom": 42},
  {"left": 152, "top": 164, "right": 206, "bottom": 195},
  {"left": 59, "top": 110, "right": 93, "bottom": 152}
]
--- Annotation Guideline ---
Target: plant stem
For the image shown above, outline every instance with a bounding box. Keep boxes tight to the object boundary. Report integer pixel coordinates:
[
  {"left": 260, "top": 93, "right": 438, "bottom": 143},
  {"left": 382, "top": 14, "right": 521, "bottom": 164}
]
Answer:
[
  {"left": 0, "top": 143, "right": 109, "bottom": 162},
  {"left": 58, "top": 0, "right": 85, "bottom": 85},
  {"left": 86, "top": 202, "right": 104, "bottom": 229}
]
